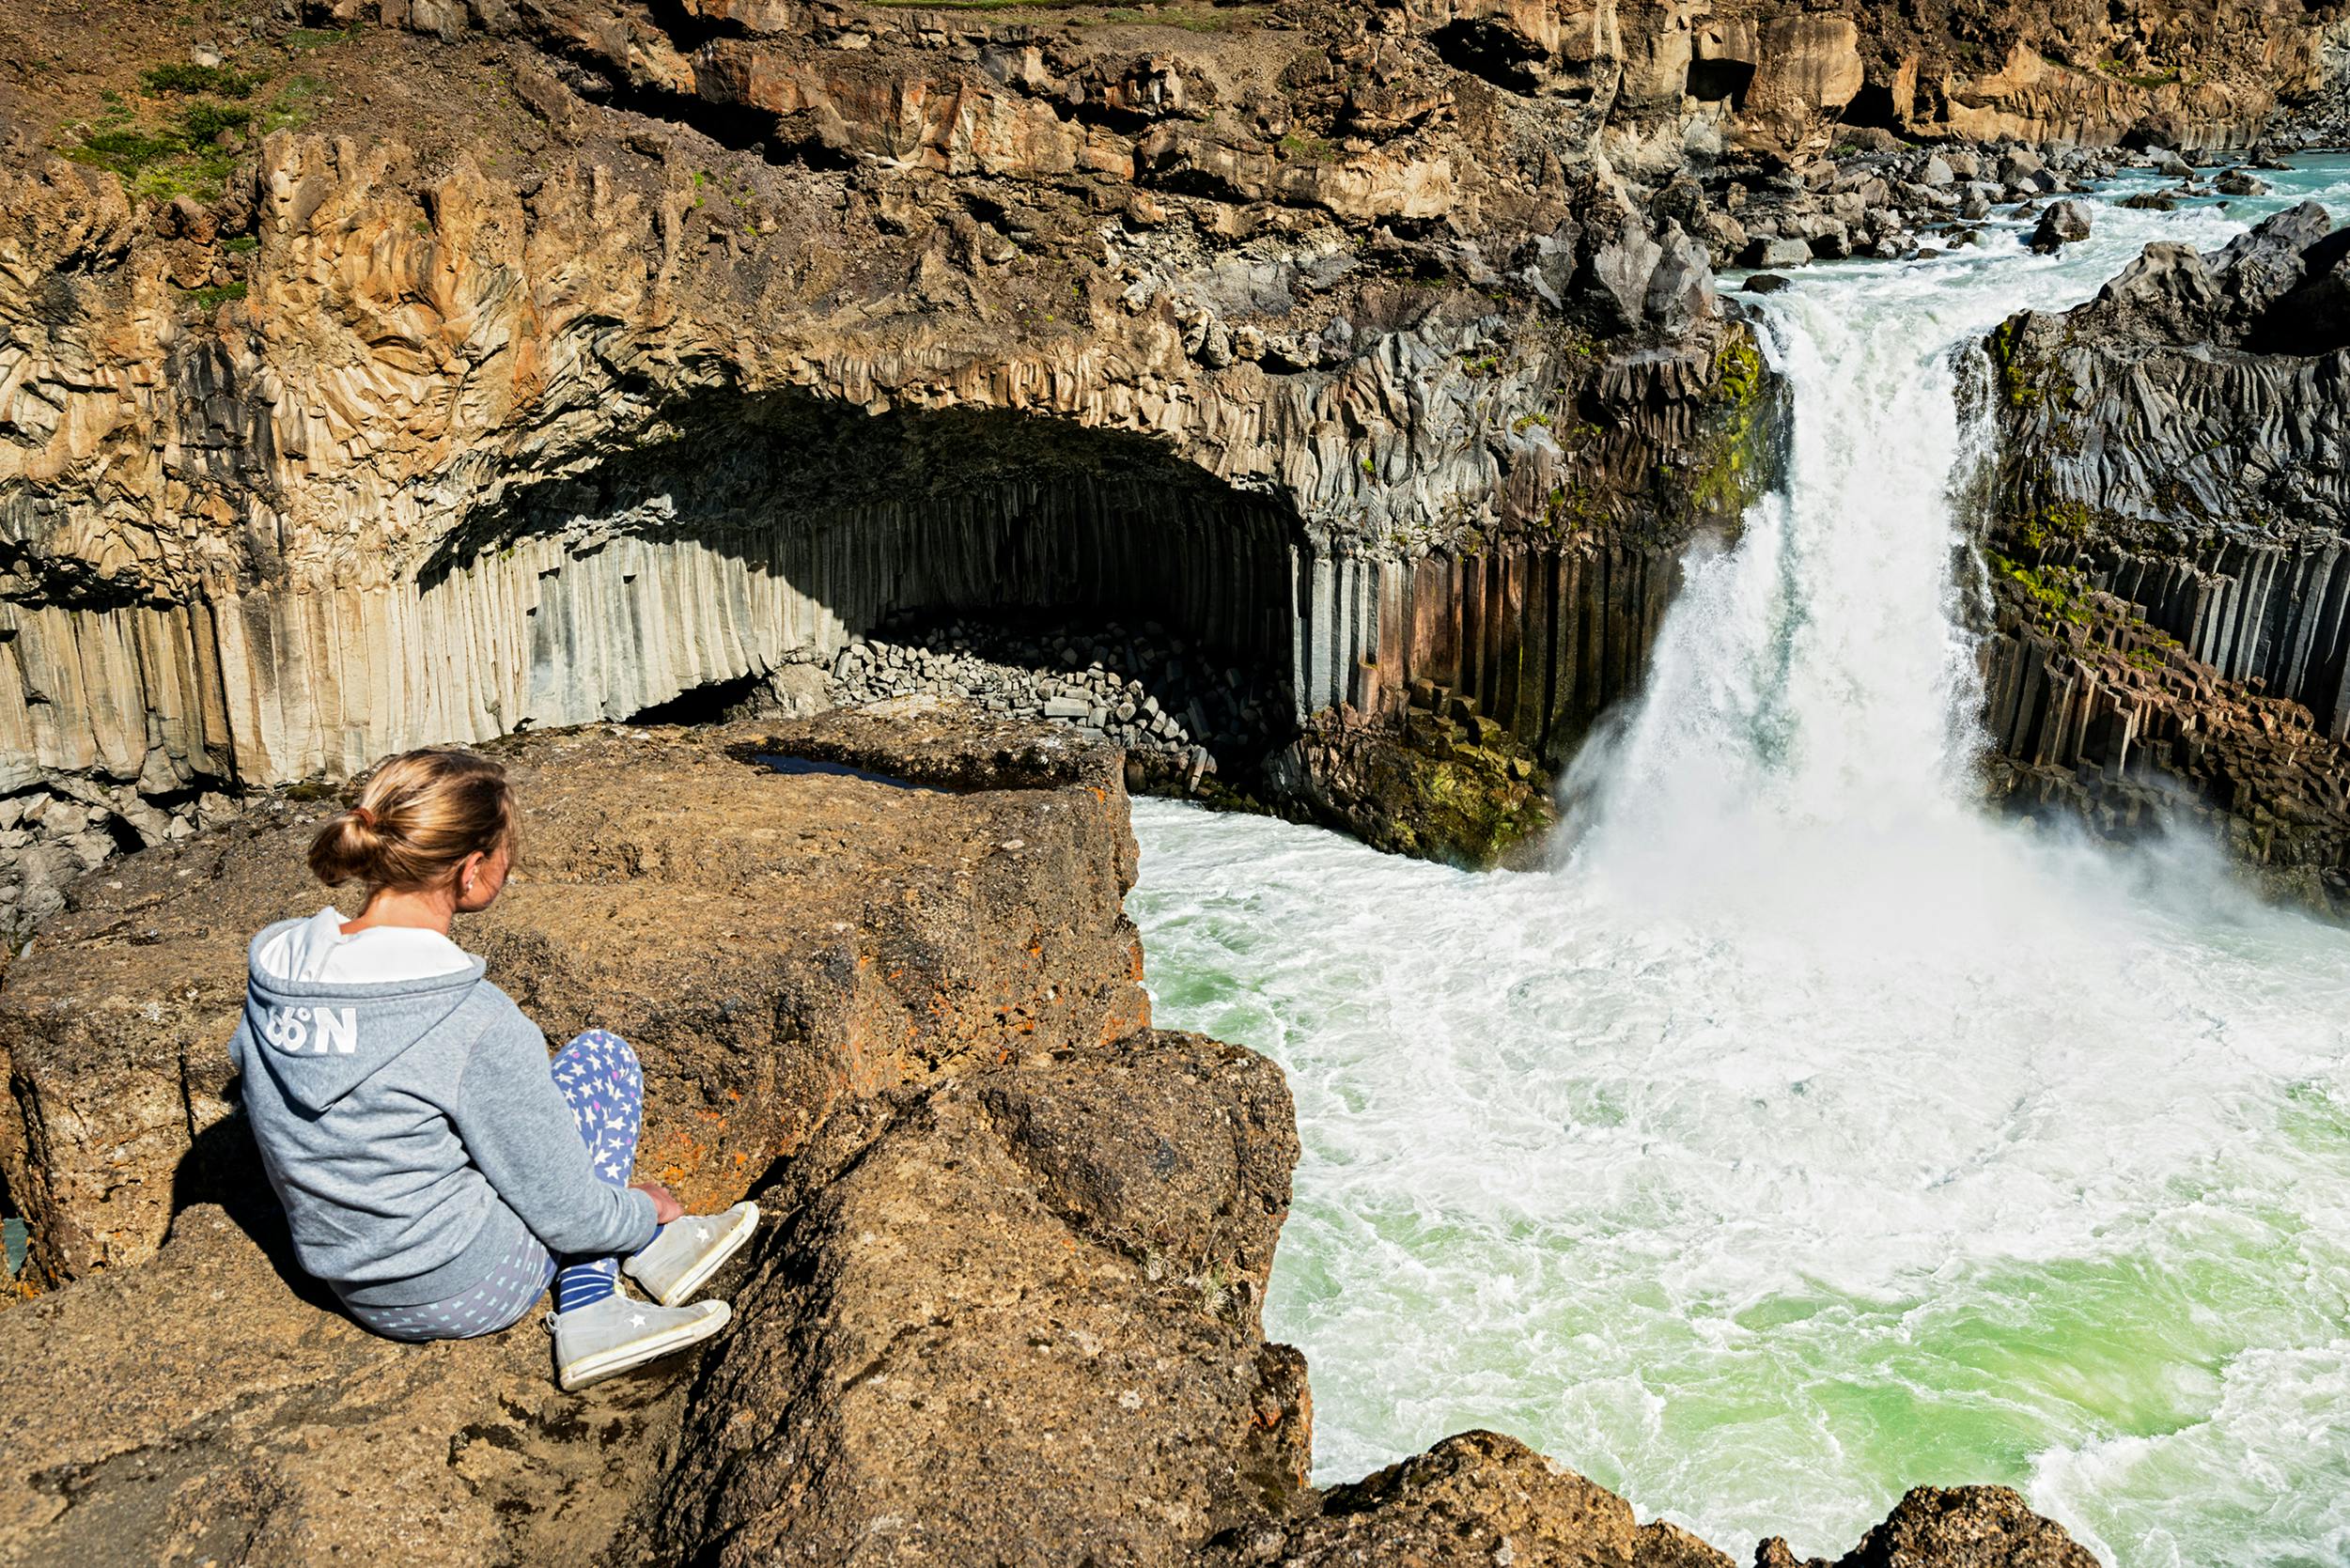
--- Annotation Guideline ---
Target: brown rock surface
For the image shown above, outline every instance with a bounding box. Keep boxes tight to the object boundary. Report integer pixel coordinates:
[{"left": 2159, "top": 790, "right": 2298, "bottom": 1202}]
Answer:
[
  {"left": 1219, "top": 1429, "right": 1735, "bottom": 1568},
  {"left": 0, "top": 1203, "right": 690, "bottom": 1568},
  {"left": 1828, "top": 1484, "right": 2101, "bottom": 1568},
  {"left": 0, "top": 712, "right": 1149, "bottom": 1284},
  {"left": 645, "top": 1030, "right": 1311, "bottom": 1565}
]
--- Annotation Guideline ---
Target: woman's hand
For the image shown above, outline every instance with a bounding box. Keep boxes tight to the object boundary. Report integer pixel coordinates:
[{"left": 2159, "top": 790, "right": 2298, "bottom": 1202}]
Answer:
[{"left": 631, "top": 1180, "right": 685, "bottom": 1225}]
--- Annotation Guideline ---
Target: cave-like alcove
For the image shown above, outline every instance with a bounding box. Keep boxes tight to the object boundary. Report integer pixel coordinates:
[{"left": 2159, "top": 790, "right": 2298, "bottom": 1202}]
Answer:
[
  {"left": 1430, "top": 21, "right": 1552, "bottom": 94},
  {"left": 421, "top": 391, "right": 1309, "bottom": 769},
  {"left": 1839, "top": 83, "right": 1903, "bottom": 132},
  {"left": 1686, "top": 56, "right": 1756, "bottom": 108}
]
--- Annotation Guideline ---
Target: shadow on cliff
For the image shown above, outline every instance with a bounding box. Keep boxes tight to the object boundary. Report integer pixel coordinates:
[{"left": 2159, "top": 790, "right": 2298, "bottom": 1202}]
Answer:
[
  {"left": 394, "top": 385, "right": 1317, "bottom": 779},
  {"left": 422, "top": 387, "right": 1307, "bottom": 684}
]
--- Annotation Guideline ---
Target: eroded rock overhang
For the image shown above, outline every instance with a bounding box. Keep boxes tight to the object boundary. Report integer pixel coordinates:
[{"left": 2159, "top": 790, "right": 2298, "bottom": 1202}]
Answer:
[{"left": 0, "top": 115, "right": 1776, "bottom": 822}]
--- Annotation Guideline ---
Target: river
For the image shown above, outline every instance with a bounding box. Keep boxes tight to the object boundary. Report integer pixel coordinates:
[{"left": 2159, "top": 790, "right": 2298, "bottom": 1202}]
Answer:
[{"left": 1129, "top": 162, "right": 2350, "bottom": 1566}]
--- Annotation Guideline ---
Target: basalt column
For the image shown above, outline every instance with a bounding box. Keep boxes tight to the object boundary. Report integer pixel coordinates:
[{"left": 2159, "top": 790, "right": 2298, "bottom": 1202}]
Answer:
[
  {"left": 1978, "top": 208, "right": 2350, "bottom": 913},
  {"left": 1291, "top": 541, "right": 1680, "bottom": 763}
]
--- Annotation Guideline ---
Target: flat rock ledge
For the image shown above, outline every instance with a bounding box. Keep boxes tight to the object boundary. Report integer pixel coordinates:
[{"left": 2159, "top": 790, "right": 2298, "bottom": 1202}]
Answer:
[{"left": 0, "top": 718, "right": 2099, "bottom": 1566}]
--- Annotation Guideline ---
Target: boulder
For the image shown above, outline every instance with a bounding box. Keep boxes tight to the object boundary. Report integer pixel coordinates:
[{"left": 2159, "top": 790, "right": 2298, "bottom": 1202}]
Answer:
[
  {"left": 1644, "top": 223, "right": 1720, "bottom": 335},
  {"left": 0, "top": 715, "right": 1151, "bottom": 1283},
  {"left": 1997, "top": 149, "right": 2047, "bottom": 185},
  {"left": 1744, "top": 236, "right": 1815, "bottom": 270},
  {"left": 644, "top": 1031, "right": 1311, "bottom": 1564},
  {"left": 2027, "top": 199, "right": 2091, "bottom": 254},
  {"left": 1578, "top": 217, "right": 1670, "bottom": 334},
  {"left": 1830, "top": 1484, "right": 2100, "bottom": 1567},
  {"left": 1215, "top": 1430, "right": 1735, "bottom": 1567},
  {"left": 2086, "top": 242, "right": 2225, "bottom": 342}
]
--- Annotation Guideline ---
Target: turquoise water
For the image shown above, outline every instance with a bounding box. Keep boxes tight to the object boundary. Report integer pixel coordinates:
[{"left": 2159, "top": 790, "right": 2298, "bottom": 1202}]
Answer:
[{"left": 1130, "top": 161, "right": 2350, "bottom": 1566}]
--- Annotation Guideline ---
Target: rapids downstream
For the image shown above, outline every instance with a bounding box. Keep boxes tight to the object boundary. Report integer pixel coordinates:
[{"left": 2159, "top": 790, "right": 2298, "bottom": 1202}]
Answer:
[{"left": 1131, "top": 165, "right": 2350, "bottom": 1567}]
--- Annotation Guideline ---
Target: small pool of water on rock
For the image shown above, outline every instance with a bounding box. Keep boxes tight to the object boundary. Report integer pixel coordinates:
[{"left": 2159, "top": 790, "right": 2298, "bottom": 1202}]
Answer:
[
  {"left": 1131, "top": 162, "right": 2350, "bottom": 1568},
  {"left": 753, "top": 754, "right": 933, "bottom": 791}
]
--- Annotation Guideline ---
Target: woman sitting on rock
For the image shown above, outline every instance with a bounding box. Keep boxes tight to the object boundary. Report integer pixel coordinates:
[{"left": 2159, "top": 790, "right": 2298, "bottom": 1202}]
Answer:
[{"left": 227, "top": 748, "right": 757, "bottom": 1389}]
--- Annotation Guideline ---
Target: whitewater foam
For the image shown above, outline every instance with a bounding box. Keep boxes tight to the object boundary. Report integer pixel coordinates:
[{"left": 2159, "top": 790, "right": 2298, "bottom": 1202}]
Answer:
[{"left": 1131, "top": 162, "right": 2350, "bottom": 1565}]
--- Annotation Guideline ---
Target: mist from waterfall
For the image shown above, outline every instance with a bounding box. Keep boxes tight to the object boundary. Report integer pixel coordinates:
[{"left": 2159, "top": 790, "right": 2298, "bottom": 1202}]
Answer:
[{"left": 1130, "top": 164, "right": 2350, "bottom": 1567}]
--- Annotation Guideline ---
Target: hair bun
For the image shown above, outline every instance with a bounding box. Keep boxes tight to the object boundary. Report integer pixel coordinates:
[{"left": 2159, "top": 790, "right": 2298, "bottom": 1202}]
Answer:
[{"left": 306, "top": 749, "right": 515, "bottom": 894}]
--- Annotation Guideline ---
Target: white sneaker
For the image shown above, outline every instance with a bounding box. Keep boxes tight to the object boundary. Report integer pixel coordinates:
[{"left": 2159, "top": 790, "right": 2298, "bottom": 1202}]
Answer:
[
  {"left": 623, "top": 1201, "right": 760, "bottom": 1306},
  {"left": 549, "top": 1295, "right": 730, "bottom": 1390}
]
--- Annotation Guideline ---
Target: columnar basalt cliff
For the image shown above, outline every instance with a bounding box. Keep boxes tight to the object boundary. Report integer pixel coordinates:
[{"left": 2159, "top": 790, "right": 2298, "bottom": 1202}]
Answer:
[
  {"left": 0, "top": 717, "right": 2102, "bottom": 1566},
  {"left": 5, "top": 0, "right": 2345, "bottom": 898},
  {"left": 1983, "top": 204, "right": 2350, "bottom": 913},
  {"left": 0, "top": 0, "right": 1796, "bottom": 893}
]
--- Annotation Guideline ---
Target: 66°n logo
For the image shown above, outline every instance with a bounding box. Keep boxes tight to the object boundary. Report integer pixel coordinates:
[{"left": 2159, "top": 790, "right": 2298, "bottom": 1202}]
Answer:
[{"left": 261, "top": 1004, "right": 358, "bottom": 1056}]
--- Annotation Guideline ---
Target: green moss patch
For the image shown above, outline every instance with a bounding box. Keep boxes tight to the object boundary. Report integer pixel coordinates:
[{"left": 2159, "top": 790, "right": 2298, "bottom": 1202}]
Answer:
[
  {"left": 139, "top": 63, "right": 259, "bottom": 99},
  {"left": 1986, "top": 550, "right": 2093, "bottom": 629},
  {"left": 1690, "top": 324, "right": 1775, "bottom": 520},
  {"left": 179, "top": 282, "right": 249, "bottom": 310},
  {"left": 63, "top": 61, "right": 322, "bottom": 203},
  {"left": 1299, "top": 709, "right": 1559, "bottom": 869}
]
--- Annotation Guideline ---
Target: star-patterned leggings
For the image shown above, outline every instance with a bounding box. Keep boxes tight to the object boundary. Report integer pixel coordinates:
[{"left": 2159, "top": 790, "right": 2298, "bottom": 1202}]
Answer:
[{"left": 342, "top": 1030, "right": 644, "bottom": 1342}]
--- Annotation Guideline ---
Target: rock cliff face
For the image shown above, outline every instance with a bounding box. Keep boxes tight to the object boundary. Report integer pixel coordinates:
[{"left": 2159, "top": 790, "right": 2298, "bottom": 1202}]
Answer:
[
  {"left": 1982, "top": 205, "right": 2350, "bottom": 912},
  {"left": 4, "top": 0, "right": 2343, "bottom": 892},
  {"left": 1407, "top": 0, "right": 2342, "bottom": 154},
  {"left": 0, "top": 716, "right": 2105, "bottom": 1566},
  {"left": 0, "top": 0, "right": 1801, "bottom": 888}
]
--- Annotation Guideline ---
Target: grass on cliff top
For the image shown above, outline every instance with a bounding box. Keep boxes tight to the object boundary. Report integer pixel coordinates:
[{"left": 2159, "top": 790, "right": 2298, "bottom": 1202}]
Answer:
[
  {"left": 139, "top": 62, "right": 260, "bottom": 99},
  {"left": 64, "top": 73, "right": 322, "bottom": 201}
]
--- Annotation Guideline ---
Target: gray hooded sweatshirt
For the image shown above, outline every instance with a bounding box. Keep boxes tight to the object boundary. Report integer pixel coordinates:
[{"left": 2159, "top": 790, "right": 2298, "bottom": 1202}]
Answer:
[{"left": 229, "top": 911, "right": 658, "bottom": 1308}]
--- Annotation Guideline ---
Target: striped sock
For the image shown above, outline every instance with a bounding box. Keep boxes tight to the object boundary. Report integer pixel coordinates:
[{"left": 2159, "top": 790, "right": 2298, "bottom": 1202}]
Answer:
[{"left": 552, "top": 1257, "right": 619, "bottom": 1313}]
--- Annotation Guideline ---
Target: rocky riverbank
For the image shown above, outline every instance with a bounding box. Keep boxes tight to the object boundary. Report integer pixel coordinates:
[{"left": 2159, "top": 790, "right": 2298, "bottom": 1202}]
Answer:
[
  {"left": 1980, "top": 203, "right": 2350, "bottom": 914},
  {"left": 0, "top": 716, "right": 2104, "bottom": 1566}
]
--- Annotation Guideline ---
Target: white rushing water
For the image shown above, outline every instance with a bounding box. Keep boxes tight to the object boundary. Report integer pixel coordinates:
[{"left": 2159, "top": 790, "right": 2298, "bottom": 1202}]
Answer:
[{"left": 1131, "top": 165, "right": 2350, "bottom": 1567}]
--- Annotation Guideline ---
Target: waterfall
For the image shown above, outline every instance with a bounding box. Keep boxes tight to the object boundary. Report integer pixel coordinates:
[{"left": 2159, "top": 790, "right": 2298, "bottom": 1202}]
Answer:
[
  {"left": 1130, "top": 165, "right": 2350, "bottom": 1568},
  {"left": 1548, "top": 241, "right": 2089, "bottom": 973}
]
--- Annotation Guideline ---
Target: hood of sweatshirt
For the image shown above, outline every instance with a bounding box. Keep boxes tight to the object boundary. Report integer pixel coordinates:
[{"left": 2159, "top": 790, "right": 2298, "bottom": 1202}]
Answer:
[{"left": 241, "top": 911, "right": 490, "bottom": 1112}]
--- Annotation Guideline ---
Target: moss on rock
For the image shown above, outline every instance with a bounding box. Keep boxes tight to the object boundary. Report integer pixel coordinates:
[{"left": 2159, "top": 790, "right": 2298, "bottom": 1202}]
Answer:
[
  {"left": 1269, "top": 710, "right": 1558, "bottom": 870},
  {"left": 1689, "top": 320, "right": 1783, "bottom": 526}
]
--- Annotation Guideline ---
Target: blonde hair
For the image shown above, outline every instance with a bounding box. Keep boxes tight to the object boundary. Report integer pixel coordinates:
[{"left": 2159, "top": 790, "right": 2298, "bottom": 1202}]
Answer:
[{"left": 308, "top": 749, "right": 517, "bottom": 896}]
